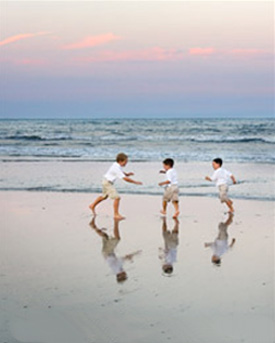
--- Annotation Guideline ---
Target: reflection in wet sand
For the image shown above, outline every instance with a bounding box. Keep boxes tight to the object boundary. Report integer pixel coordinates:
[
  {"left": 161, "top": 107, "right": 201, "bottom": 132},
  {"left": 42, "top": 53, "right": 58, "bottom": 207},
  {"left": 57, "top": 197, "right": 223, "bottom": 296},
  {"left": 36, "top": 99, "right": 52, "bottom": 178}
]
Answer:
[
  {"left": 204, "top": 213, "right": 236, "bottom": 266},
  {"left": 90, "top": 217, "right": 142, "bottom": 283},
  {"left": 159, "top": 217, "right": 180, "bottom": 275}
]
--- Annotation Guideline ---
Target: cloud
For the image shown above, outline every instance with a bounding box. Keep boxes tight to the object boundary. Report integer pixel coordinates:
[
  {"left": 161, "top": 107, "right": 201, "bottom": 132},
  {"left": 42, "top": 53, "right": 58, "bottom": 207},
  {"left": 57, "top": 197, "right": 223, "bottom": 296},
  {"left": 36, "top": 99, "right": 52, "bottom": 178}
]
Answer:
[
  {"left": 62, "top": 33, "right": 122, "bottom": 50},
  {"left": 189, "top": 47, "right": 215, "bottom": 56},
  {"left": 0, "top": 32, "right": 52, "bottom": 47},
  {"left": 229, "top": 49, "right": 270, "bottom": 57},
  {"left": 74, "top": 47, "right": 184, "bottom": 62}
]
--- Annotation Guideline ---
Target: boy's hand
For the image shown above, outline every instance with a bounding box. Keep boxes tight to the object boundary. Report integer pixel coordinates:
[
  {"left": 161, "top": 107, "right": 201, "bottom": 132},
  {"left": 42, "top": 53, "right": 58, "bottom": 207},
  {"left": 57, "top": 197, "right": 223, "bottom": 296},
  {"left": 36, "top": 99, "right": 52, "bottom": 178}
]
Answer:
[
  {"left": 125, "top": 172, "right": 134, "bottom": 177},
  {"left": 205, "top": 176, "right": 211, "bottom": 181},
  {"left": 159, "top": 170, "right": 166, "bottom": 174},
  {"left": 135, "top": 181, "right": 142, "bottom": 185}
]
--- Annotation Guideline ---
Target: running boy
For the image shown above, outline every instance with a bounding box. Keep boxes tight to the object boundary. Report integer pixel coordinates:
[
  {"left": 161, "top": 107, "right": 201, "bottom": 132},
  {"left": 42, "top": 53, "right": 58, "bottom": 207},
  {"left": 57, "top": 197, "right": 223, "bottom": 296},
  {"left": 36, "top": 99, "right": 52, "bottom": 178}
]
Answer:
[
  {"left": 89, "top": 153, "right": 142, "bottom": 220},
  {"left": 159, "top": 158, "right": 180, "bottom": 218},
  {"left": 205, "top": 158, "right": 237, "bottom": 213}
]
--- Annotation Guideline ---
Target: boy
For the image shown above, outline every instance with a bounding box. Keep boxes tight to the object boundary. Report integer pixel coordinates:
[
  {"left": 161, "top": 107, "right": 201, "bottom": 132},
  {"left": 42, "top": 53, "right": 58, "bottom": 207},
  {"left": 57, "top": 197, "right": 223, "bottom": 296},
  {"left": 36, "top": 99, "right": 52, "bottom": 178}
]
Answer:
[
  {"left": 205, "top": 158, "right": 237, "bottom": 213},
  {"left": 89, "top": 153, "right": 142, "bottom": 220},
  {"left": 159, "top": 158, "right": 180, "bottom": 218}
]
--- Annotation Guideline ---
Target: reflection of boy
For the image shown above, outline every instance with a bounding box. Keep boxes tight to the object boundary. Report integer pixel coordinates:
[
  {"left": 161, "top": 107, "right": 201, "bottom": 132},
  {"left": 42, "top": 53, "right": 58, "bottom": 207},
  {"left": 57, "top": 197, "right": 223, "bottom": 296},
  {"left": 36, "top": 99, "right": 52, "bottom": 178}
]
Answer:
[
  {"left": 90, "top": 218, "right": 141, "bottom": 283},
  {"left": 204, "top": 213, "right": 235, "bottom": 266},
  {"left": 159, "top": 217, "right": 179, "bottom": 275}
]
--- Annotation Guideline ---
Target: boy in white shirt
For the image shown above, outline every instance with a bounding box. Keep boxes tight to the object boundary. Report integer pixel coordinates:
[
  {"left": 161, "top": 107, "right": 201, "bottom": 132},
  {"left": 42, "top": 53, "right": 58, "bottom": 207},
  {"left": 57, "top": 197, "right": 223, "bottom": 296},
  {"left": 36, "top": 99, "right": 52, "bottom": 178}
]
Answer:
[
  {"left": 159, "top": 158, "right": 180, "bottom": 218},
  {"left": 205, "top": 158, "right": 237, "bottom": 213},
  {"left": 89, "top": 153, "right": 142, "bottom": 220}
]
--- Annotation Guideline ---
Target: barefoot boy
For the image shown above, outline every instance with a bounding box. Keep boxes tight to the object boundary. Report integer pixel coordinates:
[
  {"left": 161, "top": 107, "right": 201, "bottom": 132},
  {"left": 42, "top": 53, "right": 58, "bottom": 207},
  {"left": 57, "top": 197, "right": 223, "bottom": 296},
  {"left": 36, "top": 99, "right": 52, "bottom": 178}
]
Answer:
[
  {"left": 159, "top": 158, "right": 180, "bottom": 218},
  {"left": 205, "top": 158, "right": 237, "bottom": 213},
  {"left": 89, "top": 153, "right": 142, "bottom": 220}
]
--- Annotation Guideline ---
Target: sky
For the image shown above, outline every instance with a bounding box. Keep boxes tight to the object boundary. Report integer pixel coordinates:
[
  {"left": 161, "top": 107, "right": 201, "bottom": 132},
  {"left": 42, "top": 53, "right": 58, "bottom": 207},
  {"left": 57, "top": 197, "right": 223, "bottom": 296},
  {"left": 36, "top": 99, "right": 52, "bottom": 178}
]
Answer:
[{"left": 0, "top": 1, "right": 274, "bottom": 118}]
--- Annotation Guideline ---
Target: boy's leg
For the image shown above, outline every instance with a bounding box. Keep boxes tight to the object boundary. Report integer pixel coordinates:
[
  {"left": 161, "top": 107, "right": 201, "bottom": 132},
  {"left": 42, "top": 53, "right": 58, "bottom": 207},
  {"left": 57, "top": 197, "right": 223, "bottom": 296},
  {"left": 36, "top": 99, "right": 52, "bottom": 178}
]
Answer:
[
  {"left": 161, "top": 200, "right": 167, "bottom": 215},
  {"left": 89, "top": 195, "right": 107, "bottom": 215},
  {"left": 225, "top": 198, "right": 234, "bottom": 213},
  {"left": 172, "top": 201, "right": 180, "bottom": 218},
  {"left": 113, "top": 198, "right": 125, "bottom": 220}
]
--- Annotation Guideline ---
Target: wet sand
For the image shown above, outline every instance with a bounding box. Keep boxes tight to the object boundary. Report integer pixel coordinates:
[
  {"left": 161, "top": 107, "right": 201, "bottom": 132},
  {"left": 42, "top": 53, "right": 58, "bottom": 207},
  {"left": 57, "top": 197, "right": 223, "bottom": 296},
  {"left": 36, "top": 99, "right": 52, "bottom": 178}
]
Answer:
[{"left": 1, "top": 191, "right": 274, "bottom": 343}]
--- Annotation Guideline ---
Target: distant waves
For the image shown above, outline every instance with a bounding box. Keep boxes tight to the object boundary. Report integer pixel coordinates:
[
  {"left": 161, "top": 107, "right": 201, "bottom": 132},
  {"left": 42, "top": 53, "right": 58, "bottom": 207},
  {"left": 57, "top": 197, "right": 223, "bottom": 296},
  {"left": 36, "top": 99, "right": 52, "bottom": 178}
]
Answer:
[{"left": 0, "top": 118, "right": 274, "bottom": 163}]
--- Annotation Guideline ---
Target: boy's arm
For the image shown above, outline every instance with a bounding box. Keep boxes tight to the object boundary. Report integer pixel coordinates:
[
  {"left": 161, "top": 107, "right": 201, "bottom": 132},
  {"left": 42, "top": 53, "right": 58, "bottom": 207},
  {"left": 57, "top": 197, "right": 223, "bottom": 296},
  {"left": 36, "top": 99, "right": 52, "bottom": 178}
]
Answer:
[
  {"left": 159, "top": 180, "right": 170, "bottom": 186},
  {"left": 230, "top": 175, "right": 237, "bottom": 184},
  {"left": 205, "top": 176, "right": 212, "bottom": 182},
  {"left": 124, "top": 172, "right": 134, "bottom": 177},
  {"left": 123, "top": 176, "right": 142, "bottom": 185},
  {"left": 229, "top": 238, "right": 236, "bottom": 248},
  {"left": 204, "top": 242, "right": 213, "bottom": 248}
]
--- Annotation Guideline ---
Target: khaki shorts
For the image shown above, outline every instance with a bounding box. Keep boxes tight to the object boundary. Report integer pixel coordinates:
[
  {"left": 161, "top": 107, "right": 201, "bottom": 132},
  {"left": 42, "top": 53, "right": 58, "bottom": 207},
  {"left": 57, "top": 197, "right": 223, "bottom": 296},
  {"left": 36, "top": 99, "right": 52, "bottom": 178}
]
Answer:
[
  {"left": 102, "top": 237, "right": 120, "bottom": 257},
  {"left": 163, "top": 185, "right": 179, "bottom": 202},
  {"left": 102, "top": 179, "right": 120, "bottom": 200},
  {"left": 218, "top": 184, "right": 229, "bottom": 203}
]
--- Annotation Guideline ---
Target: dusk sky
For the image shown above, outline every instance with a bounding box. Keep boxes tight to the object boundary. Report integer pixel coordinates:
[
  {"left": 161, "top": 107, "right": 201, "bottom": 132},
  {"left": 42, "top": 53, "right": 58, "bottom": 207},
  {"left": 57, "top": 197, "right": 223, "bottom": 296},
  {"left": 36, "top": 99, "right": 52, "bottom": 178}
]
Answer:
[{"left": 0, "top": 1, "right": 274, "bottom": 118}]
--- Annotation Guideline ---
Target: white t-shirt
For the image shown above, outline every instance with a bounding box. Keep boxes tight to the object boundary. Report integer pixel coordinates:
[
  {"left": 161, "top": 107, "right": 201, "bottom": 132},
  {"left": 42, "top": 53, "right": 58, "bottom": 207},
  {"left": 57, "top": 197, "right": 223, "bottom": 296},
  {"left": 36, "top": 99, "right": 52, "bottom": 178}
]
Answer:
[
  {"left": 104, "top": 162, "right": 125, "bottom": 183},
  {"left": 211, "top": 167, "right": 232, "bottom": 187},
  {"left": 166, "top": 168, "right": 178, "bottom": 185},
  {"left": 106, "top": 254, "right": 124, "bottom": 275},
  {"left": 210, "top": 239, "right": 228, "bottom": 258}
]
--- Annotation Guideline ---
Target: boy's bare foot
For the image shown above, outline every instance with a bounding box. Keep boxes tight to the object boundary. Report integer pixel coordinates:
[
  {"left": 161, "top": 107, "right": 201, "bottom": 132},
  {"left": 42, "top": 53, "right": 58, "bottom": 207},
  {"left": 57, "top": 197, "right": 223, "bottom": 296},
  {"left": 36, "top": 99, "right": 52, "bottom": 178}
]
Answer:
[
  {"left": 114, "top": 214, "right": 125, "bottom": 220},
  {"left": 173, "top": 211, "right": 180, "bottom": 218},
  {"left": 160, "top": 210, "right": 166, "bottom": 216}
]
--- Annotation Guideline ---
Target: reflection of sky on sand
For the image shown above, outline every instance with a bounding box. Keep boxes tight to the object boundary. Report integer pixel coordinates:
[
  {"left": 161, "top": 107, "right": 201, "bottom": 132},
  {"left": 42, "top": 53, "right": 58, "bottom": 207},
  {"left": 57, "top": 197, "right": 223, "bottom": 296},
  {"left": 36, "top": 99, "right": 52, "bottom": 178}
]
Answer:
[{"left": 1, "top": 192, "right": 274, "bottom": 343}]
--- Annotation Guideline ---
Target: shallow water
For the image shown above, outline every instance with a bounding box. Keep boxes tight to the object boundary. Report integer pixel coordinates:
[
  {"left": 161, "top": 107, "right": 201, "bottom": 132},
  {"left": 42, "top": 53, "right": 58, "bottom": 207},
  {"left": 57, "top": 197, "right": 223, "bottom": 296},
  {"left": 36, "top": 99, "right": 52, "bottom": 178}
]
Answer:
[{"left": 0, "top": 160, "right": 274, "bottom": 201}]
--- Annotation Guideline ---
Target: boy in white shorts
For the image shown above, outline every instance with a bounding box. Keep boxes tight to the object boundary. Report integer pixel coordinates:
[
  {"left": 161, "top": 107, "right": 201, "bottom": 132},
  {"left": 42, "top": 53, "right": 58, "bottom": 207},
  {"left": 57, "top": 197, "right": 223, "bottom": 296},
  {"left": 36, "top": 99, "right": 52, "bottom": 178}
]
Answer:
[
  {"left": 89, "top": 153, "right": 142, "bottom": 220},
  {"left": 205, "top": 158, "right": 237, "bottom": 213},
  {"left": 159, "top": 158, "right": 180, "bottom": 218}
]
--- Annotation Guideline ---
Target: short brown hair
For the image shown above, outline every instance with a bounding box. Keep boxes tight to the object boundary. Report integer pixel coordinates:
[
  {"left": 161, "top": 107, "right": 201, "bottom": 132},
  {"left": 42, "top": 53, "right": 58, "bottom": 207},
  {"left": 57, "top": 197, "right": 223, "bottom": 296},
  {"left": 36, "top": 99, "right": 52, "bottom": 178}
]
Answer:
[{"left": 116, "top": 153, "right": 128, "bottom": 162}]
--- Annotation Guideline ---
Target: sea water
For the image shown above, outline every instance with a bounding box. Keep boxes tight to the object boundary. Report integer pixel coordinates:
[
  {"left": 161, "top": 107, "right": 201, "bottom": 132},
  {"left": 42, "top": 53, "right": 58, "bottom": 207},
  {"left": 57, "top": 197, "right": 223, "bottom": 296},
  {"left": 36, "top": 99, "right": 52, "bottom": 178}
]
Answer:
[{"left": 0, "top": 118, "right": 274, "bottom": 200}]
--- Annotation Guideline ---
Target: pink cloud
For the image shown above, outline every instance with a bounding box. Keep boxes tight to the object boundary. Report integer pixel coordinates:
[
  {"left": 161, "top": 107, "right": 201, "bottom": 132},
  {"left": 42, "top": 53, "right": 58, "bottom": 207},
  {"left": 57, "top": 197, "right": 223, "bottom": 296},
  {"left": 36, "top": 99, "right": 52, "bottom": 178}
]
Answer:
[
  {"left": 0, "top": 31, "right": 51, "bottom": 47},
  {"left": 15, "top": 59, "right": 47, "bottom": 66},
  {"left": 62, "top": 33, "right": 122, "bottom": 50},
  {"left": 189, "top": 47, "right": 215, "bottom": 56},
  {"left": 74, "top": 47, "right": 184, "bottom": 62},
  {"left": 229, "top": 49, "right": 268, "bottom": 56}
]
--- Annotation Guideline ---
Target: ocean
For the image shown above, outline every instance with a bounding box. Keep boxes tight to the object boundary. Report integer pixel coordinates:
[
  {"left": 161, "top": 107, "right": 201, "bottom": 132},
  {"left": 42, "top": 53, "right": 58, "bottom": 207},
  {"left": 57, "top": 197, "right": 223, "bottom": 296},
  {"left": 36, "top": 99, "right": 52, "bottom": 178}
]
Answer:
[{"left": 0, "top": 118, "right": 274, "bottom": 200}]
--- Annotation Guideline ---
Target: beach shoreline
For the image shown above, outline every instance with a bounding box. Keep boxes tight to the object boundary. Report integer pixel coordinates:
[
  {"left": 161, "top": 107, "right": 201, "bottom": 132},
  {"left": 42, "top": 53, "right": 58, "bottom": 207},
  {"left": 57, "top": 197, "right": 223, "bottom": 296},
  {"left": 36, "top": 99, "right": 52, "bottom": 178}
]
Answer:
[{"left": 1, "top": 191, "right": 274, "bottom": 343}]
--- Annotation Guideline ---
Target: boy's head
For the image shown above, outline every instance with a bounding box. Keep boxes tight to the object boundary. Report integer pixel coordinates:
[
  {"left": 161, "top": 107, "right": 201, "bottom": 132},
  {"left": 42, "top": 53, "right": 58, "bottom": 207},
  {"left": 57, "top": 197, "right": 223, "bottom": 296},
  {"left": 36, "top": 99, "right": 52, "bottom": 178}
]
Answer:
[
  {"left": 211, "top": 255, "right": 221, "bottom": 266},
  {"left": 163, "top": 158, "right": 174, "bottom": 171},
  {"left": 212, "top": 158, "right": 223, "bottom": 170},
  {"left": 116, "top": 271, "right": 128, "bottom": 283},
  {"left": 116, "top": 153, "right": 128, "bottom": 166},
  {"left": 162, "top": 263, "right": 173, "bottom": 274}
]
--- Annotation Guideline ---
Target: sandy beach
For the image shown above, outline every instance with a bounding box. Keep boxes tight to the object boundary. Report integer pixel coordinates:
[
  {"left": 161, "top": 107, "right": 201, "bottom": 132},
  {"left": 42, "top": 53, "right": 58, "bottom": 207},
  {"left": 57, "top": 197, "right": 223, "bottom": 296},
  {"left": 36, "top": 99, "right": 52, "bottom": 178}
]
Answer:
[{"left": 1, "top": 191, "right": 274, "bottom": 343}]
